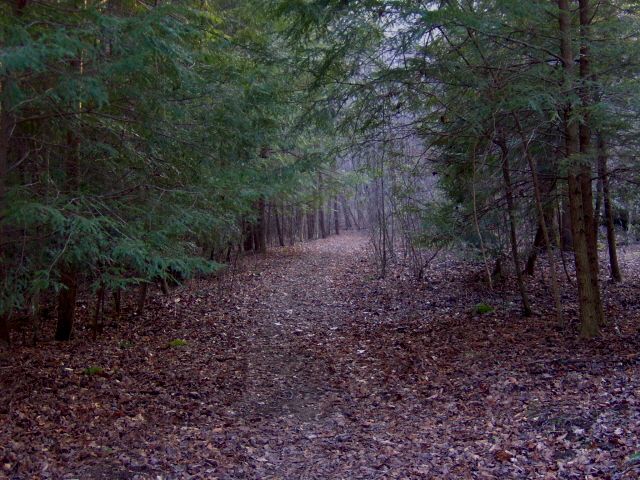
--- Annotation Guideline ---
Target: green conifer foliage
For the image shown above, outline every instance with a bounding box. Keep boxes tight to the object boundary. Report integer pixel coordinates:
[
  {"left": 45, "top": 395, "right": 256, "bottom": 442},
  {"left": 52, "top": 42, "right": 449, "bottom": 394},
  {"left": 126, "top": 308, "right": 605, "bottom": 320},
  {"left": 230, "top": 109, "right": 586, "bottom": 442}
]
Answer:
[{"left": 0, "top": 1, "right": 338, "bottom": 340}]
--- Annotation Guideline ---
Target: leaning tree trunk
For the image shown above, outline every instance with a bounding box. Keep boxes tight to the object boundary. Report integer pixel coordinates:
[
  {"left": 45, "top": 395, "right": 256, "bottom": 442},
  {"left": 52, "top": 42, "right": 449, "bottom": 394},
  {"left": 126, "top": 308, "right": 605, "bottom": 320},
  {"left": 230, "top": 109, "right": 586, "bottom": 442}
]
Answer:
[
  {"left": 499, "top": 139, "right": 532, "bottom": 316},
  {"left": 524, "top": 172, "right": 557, "bottom": 275},
  {"left": 525, "top": 226, "right": 544, "bottom": 276},
  {"left": 515, "top": 116, "right": 563, "bottom": 325}
]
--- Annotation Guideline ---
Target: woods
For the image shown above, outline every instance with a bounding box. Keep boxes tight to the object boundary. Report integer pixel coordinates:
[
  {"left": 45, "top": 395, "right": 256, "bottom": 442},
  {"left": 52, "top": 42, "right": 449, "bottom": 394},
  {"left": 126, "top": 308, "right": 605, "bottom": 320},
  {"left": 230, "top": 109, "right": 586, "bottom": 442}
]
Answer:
[
  {"left": 0, "top": 0, "right": 360, "bottom": 344},
  {"left": 277, "top": 0, "right": 640, "bottom": 337},
  {"left": 2, "top": 0, "right": 640, "bottom": 478}
]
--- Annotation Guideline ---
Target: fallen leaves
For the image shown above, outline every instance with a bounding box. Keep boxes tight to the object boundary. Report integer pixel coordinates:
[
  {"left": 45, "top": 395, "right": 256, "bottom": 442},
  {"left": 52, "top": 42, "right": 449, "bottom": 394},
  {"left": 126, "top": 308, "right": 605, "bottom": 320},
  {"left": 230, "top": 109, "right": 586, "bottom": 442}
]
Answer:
[{"left": 0, "top": 234, "right": 640, "bottom": 478}]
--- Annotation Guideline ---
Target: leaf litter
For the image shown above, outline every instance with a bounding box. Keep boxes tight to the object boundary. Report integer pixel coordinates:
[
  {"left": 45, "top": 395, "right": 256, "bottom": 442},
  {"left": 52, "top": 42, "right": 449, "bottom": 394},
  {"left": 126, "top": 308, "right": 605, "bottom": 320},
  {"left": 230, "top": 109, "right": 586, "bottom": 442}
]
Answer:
[{"left": 1, "top": 233, "right": 640, "bottom": 479}]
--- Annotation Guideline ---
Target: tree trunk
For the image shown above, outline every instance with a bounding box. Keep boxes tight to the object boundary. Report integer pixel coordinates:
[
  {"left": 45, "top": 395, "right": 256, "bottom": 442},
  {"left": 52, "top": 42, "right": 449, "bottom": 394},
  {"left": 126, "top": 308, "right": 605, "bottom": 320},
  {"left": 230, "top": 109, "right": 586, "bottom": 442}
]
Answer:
[
  {"left": 559, "top": 0, "right": 603, "bottom": 336},
  {"left": 356, "top": 186, "right": 365, "bottom": 229},
  {"left": 598, "top": 133, "right": 622, "bottom": 281},
  {"left": 55, "top": 267, "right": 77, "bottom": 341},
  {"left": 580, "top": 0, "right": 604, "bottom": 332},
  {"left": 274, "top": 203, "right": 285, "bottom": 247},
  {"left": 515, "top": 115, "right": 563, "bottom": 325},
  {"left": 0, "top": 77, "right": 14, "bottom": 347},
  {"left": 136, "top": 283, "right": 148, "bottom": 316},
  {"left": 160, "top": 277, "right": 170, "bottom": 295},
  {"left": 341, "top": 196, "right": 352, "bottom": 230},
  {"left": 560, "top": 199, "right": 573, "bottom": 250},
  {"left": 92, "top": 284, "right": 105, "bottom": 340},
  {"left": 56, "top": 126, "right": 80, "bottom": 340},
  {"left": 594, "top": 173, "right": 603, "bottom": 232},
  {"left": 524, "top": 226, "right": 544, "bottom": 276},
  {"left": 499, "top": 139, "right": 532, "bottom": 316},
  {"left": 0, "top": 315, "right": 9, "bottom": 348},
  {"left": 55, "top": 27, "right": 85, "bottom": 342},
  {"left": 318, "top": 205, "right": 327, "bottom": 239},
  {"left": 317, "top": 173, "right": 327, "bottom": 238},
  {"left": 113, "top": 289, "right": 122, "bottom": 316},
  {"left": 524, "top": 172, "right": 557, "bottom": 275},
  {"left": 243, "top": 221, "right": 254, "bottom": 252},
  {"left": 256, "top": 197, "right": 267, "bottom": 253},
  {"left": 567, "top": 171, "right": 602, "bottom": 335},
  {"left": 333, "top": 196, "right": 340, "bottom": 235},
  {"left": 306, "top": 208, "right": 316, "bottom": 240},
  {"left": 288, "top": 204, "right": 296, "bottom": 246},
  {"left": 295, "top": 207, "right": 304, "bottom": 242}
]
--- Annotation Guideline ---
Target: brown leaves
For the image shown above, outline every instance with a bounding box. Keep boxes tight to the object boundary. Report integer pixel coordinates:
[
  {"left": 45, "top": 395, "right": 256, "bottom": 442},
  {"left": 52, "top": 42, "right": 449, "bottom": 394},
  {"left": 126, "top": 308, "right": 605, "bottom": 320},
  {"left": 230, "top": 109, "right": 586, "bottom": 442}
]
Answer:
[
  {"left": 494, "top": 449, "right": 514, "bottom": 462},
  {"left": 1, "top": 234, "right": 640, "bottom": 478}
]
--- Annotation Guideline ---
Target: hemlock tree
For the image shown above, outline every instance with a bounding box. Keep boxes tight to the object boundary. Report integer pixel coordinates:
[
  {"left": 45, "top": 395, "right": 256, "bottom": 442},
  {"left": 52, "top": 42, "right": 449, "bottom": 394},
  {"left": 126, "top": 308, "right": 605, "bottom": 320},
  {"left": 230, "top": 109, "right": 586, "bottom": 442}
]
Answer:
[
  {"left": 275, "top": 0, "right": 640, "bottom": 337},
  {"left": 0, "top": 0, "right": 341, "bottom": 344}
]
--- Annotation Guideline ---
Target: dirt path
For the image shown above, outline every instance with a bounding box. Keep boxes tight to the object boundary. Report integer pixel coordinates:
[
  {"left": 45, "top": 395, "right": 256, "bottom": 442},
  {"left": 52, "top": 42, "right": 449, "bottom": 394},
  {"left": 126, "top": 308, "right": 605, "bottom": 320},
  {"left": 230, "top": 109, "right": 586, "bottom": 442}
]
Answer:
[
  {"left": 2, "top": 233, "right": 640, "bottom": 479},
  {"left": 229, "top": 235, "right": 363, "bottom": 423}
]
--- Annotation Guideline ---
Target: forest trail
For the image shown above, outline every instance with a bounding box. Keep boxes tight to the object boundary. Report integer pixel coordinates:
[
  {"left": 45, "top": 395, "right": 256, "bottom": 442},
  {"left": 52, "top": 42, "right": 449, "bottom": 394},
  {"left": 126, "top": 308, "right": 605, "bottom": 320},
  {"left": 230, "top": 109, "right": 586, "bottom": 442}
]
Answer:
[
  {"left": 3, "top": 233, "right": 640, "bottom": 479},
  {"left": 229, "top": 234, "right": 367, "bottom": 423}
]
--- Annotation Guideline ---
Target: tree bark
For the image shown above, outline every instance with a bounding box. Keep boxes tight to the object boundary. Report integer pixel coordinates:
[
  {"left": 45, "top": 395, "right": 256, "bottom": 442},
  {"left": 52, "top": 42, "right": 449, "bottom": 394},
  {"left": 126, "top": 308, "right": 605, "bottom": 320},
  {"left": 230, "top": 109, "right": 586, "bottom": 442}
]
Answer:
[
  {"left": 318, "top": 204, "right": 327, "bottom": 239},
  {"left": 594, "top": 174, "right": 603, "bottom": 232},
  {"left": 498, "top": 139, "right": 532, "bottom": 316},
  {"left": 160, "top": 277, "right": 169, "bottom": 295},
  {"left": 113, "top": 289, "right": 122, "bottom": 316},
  {"left": 333, "top": 196, "right": 340, "bottom": 235},
  {"left": 598, "top": 133, "right": 621, "bottom": 281},
  {"left": 525, "top": 226, "right": 544, "bottom": 276},
  {"left": 515, "top": 115, "right": 563, "bottom": 325},
  {"left": 0, "top": 81, "right": 11, "bottom": 347},
  {"left": 256, "top": 197, "right": 267, "bottom": 253},
  {"left": 243, "top": 221, "right": 254, "bottom": 252},
  {"left": 55, "top": 20, "right": 85, "bottom": 341},
  {"left": 274, "top": 203, "right": 285, "bottom": 247},
  {"left": 560, "top": 199, "right": 573, "bottom": 250},
  {"left": 341, "top": 196, "right": 352, "bottom": 230},
  {"left": 306, "top": 208, "right": 316, "bottom": 240},
  {"left": 92, "top": 284, "right": 105, "bottom": 340},
  {"left": 288, "top": 204, "right": 296, "bottom": 246},
  {"left": 0, "top": 315, "right": 9, "bottom": 348},
  {"left": 55, "top": 129, "right": 80, "bottom": 341},
  {"left": 317, "top": 172, "right": 327, "bottom": 238},
  {"left": 55, "top": 267, "right": 77, "bottom": 341},
  {"left": 579, "top": 0, "right": 604, "bottom": 326},
  {"left": 559, "top": 0, "right": 604, "bottom": 336},
  {"left": 136, "top": 283, "right": 148, "bottom": 316}
]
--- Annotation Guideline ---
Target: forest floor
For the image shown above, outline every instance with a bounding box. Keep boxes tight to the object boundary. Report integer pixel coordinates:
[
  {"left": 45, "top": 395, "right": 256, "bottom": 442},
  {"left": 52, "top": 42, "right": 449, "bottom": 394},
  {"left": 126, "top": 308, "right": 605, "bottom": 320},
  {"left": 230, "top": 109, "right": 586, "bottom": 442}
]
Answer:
[{"left": 2, "top": 233, "right": 640, "bottom": 479}]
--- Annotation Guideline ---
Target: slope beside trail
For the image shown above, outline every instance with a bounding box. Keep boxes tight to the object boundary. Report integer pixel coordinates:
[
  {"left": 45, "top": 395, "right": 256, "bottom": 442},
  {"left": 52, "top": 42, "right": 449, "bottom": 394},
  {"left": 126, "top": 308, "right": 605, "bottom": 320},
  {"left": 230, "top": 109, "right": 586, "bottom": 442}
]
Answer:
[{"left": 2, "top": 233, "right": 640, "bottom": 479}]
